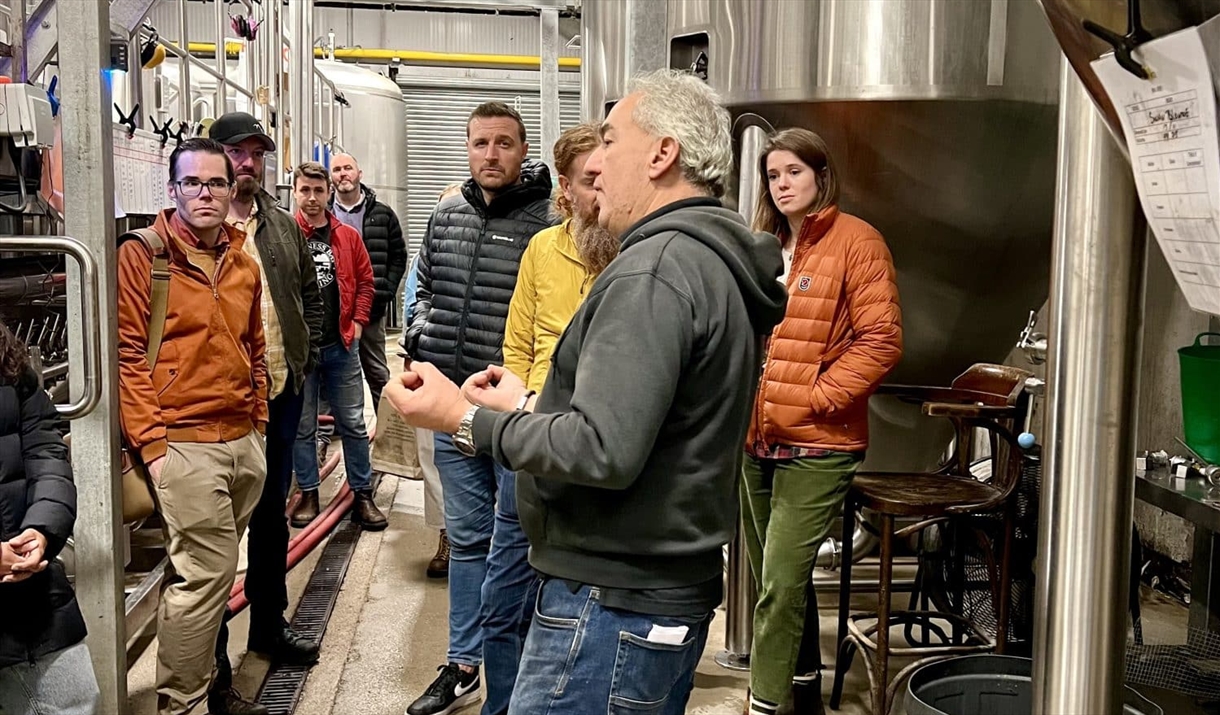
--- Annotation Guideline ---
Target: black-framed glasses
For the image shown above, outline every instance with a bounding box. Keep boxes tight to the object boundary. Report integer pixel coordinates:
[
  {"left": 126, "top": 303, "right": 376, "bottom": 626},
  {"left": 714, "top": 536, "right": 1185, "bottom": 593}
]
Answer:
[{"left": 174, "top": 178, "right": 233, "bottom": 198}]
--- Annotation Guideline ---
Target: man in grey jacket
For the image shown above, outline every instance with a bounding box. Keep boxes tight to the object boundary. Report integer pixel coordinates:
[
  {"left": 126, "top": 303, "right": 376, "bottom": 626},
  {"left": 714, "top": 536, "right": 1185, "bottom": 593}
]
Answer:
[{"left": 385, "top": 70, "right": 788, "bottom": 714}]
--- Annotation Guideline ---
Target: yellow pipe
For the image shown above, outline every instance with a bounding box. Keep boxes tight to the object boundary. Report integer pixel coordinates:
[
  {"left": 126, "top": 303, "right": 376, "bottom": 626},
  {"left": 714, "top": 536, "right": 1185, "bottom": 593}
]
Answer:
[
  {"left": 182, "top": 41, "right": 245, "bottom": 55},
  {"left": 183, "top": 42, "right": 580, "bottom": 69},
  {"left": 322, "top": 46, "right": 581, "bottom": 69}
]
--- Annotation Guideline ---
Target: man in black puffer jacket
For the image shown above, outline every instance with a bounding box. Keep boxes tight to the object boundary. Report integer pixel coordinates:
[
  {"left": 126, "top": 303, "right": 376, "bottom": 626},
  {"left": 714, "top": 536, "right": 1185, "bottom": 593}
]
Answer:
[
  {"left": 329, "top": 154, "right": 408, "bottom": 410},
  {"left": 402, "top": 102, "right": 554, "bottom": 715},
  {"left": 0, "top": 322, "right": 99, "bottom": 714}
]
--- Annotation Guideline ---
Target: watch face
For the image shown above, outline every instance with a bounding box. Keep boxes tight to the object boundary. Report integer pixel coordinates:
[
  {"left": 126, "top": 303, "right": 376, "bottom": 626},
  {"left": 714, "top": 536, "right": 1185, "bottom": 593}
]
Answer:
[{"left": 455, "top": 437, "right": 477, "bottom": 457}]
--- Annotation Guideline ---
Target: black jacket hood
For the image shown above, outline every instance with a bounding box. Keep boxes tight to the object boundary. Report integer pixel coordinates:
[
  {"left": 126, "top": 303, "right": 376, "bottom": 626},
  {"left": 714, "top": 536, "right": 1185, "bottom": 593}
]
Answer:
[{"left": 462, "top": 159, "right": 553, "bottom": 218}]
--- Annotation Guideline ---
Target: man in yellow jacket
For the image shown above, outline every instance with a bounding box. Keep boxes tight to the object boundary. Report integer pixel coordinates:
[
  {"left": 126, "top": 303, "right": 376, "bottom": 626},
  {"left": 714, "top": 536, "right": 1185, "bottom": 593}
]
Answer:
[{"left": 502, "top": 123, "right": 620, "bottom": 391}]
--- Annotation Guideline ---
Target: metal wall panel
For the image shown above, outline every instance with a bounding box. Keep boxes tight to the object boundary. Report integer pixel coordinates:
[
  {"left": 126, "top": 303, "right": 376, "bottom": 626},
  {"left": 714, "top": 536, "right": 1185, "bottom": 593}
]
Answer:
[
  {"left": 146, "top": 2, "right": 579, "bottom": 58},
  {"left": 398, "top": 80, "right": 581, "bottom": 257},
  {"left": 318, "top": 6, "right": 581, "bottom": 58}
]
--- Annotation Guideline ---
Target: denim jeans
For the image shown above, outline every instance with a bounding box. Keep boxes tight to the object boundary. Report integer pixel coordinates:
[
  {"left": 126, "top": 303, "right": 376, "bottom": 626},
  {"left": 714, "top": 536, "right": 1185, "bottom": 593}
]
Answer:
[
  {"left": 317, "top": 316, "right": 390, "bottom": 447},
  {"left": 293, "top": 342, "right": 372, "bottom": 492},
  {"left": 0, "top": 642, "right": 100, "bottom": 715},
  {"left": 508, "top": 579, "right": 713, "bottom": 715},
  {"left": 433, "top": 433, "right": 534, "bottom": 715}
]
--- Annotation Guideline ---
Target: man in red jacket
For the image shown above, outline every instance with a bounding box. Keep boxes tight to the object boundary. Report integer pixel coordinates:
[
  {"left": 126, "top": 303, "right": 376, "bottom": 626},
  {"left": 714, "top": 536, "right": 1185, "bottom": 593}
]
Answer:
[{"left": 289, "top": 161, "right": 387, "bottom": 529}]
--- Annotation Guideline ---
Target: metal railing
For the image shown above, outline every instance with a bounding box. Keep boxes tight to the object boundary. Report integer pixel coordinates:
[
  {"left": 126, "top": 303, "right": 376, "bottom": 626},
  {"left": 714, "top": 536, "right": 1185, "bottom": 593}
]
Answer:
[{"left": 0, "top": 236, "right": 100, "bottom": 419}]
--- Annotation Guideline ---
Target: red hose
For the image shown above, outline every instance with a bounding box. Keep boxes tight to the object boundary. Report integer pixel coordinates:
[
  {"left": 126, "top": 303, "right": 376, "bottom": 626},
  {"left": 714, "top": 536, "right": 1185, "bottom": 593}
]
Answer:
[
  {"left": 227, "top": 485, "right": 355, "bottom": 613},
  {"left": 226, "top": 420, "right": 378, "bottom": 615},
  {"left": 227, "top": 480, "right": 352, "bottom": 601}
]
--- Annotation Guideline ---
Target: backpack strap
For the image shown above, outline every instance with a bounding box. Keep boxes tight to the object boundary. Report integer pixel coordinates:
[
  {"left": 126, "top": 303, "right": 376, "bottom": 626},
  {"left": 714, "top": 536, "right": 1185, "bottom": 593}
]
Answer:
[{"left": 120, "top": 228, "right": 171, "bottom": 370}]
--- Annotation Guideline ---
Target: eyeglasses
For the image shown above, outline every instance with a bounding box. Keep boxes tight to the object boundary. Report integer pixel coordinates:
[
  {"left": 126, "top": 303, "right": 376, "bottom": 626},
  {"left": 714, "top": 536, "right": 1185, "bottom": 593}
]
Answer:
[{"left": 174, "top": 178, "right": 233, "bottom": 198}]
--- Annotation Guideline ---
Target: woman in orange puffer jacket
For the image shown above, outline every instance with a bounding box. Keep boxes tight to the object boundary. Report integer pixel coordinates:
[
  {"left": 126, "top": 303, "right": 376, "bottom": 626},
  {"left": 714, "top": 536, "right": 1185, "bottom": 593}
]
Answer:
[{"left": 742, "top": 128, "right": 903, "bottom": 715}]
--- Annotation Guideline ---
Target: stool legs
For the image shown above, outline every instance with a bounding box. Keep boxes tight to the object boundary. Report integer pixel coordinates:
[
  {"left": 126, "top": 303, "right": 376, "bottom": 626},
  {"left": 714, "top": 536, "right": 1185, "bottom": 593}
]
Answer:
[
  {"left": 995, "top": 505, "right": 1015, "bottom": 653},
  {"left": 873, "top": 514, "right": 894, "bottom": 715},
  {"left": 829, "top": 501, "right": 856, "bottom": 709}
]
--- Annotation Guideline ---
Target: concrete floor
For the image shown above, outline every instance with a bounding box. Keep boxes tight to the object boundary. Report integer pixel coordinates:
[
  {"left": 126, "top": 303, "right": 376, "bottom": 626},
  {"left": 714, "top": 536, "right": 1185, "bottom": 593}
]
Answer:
[
  {"left": 128, "top": 464, "right": 877, "bottom": 715},
  {"left": 124, "top": 336, "right": 1199, "bottom": 715}
]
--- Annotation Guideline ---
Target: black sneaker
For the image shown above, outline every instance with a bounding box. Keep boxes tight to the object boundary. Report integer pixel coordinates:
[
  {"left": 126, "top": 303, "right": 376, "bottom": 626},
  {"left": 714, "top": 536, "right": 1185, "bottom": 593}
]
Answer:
[
  {"left": 208, "top": 687, "right": 269, "bottom": 715},
  {"left": 405, "top": 664, "right": 480, "bottom": 715},
  {"left": 248, "top": 621, "right": 320, "bottom": 666}
]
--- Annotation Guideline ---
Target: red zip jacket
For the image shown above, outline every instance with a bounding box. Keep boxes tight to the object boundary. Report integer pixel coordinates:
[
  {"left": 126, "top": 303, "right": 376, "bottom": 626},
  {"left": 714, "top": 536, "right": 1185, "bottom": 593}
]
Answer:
[{"left": 295, "top": 210, "right": 375, "bottom": 349}]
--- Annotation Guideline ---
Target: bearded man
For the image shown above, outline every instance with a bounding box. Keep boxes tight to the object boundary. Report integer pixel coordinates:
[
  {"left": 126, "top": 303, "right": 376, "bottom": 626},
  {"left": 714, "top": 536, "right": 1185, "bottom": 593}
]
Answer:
[
  {"left": 209, "top": 113, "right": 325, "bottom": 702},
  {"left": 501, "top": 122, "right": 620, "bottom": 393}
]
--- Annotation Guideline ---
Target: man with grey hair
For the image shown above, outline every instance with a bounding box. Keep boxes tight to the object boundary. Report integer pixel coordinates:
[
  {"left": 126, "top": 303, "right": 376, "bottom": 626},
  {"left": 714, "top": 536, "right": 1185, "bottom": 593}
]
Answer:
[{"left": 384, "top": 69, "right": 788, "bottom": 713}]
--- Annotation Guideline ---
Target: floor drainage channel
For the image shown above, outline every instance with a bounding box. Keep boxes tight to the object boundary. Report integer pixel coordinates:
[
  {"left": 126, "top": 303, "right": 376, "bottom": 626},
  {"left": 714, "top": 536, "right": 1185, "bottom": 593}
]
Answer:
[{"left": 256, "top": 517, "right": 362, "bottom": 715}]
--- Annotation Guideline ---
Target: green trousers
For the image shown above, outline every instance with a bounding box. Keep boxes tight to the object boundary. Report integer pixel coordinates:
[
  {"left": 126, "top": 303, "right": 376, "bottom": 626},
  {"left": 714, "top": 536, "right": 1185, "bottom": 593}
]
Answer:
[{"left": 741, "top": 451, "right": 862, "bottom": 704}]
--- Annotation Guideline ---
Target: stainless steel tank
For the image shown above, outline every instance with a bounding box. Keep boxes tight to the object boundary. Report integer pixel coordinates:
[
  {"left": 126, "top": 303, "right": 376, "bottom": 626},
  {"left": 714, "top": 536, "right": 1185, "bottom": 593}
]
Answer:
[
  {"left": 584, "top": 0, "right": 1063, "bottom": 471},
  {"left": 314, "top": 59, "right": 410, "bottom": 254}
]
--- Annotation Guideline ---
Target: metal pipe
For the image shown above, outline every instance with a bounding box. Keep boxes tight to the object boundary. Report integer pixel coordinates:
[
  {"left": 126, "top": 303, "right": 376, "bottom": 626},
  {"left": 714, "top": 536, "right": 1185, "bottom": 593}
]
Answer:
[
  {"left": 158, "top": 42, "right": 255, "bottom": 99},
  {"left": 0, "top": 237, "right": 100, "bottom": 419},
  {"left": 126, "top": 34, "right": 144, "bottom": 129},
  {"left": 184, "top": 42, "right": 585, "bottom": 70},
  {"left": 539, "top": 7, "right": 560, "bottom": 170},
  {"left": 288, "top": 0, "right": 314, "bottom": 170},
  {"left": 1031, "top": 57, "right": 1144, "bottom": 715},
  {"left": 715, "top": 525, "right": 755, "bottom": 671},
  {"left": 714, "top": 120, "right": 771, "bottom": 672},
  {"left": 215, "top": 0, "right": 228, "bottom": 116},
  {"left": 269, "top": 0, "right": 283, "bottom": 176},
  {"left": 9, "top": 0, "right": 27, "bottom": 82},
  {"left": 58, "top": 2, "right": 125, "bottom": 709},
  {"left": 814, "top": 520, "right": 880, "bottom": 570},
  {"left": 178, "top": 0, "right": 190, "bottom": 122}
]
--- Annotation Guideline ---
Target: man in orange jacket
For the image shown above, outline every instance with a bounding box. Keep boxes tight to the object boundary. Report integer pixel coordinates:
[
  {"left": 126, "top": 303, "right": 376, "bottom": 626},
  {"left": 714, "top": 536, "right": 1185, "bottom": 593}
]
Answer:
[
  {"left": 116, "top": 137, "right": 268, "bottom": 715},
  {"left": 289, "top": 161, "right": 387, "bottom": 530}
]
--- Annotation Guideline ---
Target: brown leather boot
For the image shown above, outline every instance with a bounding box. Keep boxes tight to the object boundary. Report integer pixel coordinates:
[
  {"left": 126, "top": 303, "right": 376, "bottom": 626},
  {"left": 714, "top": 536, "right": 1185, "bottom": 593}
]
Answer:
[
  {"left": 352, "top": 490, "right": 388, "bottom": 531},
  {"left": 290, "top": 489, "right": 320, "bottom": 528},
  {"left": 427, "top": 530, "right": 450, "bottom": 579}
]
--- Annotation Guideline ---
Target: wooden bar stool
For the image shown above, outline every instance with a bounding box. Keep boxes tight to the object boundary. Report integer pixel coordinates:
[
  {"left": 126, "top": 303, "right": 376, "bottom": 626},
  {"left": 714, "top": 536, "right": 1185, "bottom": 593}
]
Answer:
[{"left": 828, "top": 364, "right": 1034, "bottom": 715}]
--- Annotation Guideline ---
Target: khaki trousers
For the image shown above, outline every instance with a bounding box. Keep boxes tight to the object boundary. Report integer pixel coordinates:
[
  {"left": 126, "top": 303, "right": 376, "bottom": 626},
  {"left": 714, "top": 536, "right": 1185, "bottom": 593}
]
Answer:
[{"left": 153, "top": 431, "right": 266, "bottom": 715}]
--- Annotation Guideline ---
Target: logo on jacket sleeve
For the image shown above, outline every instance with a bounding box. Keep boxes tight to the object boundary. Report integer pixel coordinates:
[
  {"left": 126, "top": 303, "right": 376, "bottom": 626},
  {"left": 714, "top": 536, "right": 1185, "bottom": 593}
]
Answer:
[
  {"left": 798, "top": 276, "right": 812, "bottom": 292},
  {"left": 490, "top": 234, "right": 515, "bottom": 244}
]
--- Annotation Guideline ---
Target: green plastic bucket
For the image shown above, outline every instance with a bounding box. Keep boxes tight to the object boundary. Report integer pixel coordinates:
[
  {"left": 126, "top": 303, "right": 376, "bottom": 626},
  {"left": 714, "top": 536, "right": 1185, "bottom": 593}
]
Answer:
[{"left": 1180, "top": 332, "right": 1220, "bottom": 465}]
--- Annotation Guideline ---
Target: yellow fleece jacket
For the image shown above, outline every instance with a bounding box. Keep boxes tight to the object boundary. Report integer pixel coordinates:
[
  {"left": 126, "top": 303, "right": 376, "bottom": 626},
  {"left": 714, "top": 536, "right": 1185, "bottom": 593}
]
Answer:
[{"left": 503, "top": 220, "right": 601, "bottom": 392}]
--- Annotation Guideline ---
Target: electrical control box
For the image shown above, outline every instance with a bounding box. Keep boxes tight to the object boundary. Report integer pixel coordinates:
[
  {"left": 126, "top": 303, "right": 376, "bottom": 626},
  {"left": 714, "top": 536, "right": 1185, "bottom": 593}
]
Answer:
[{"left": 0, "top": 84, "right": 54, "bottom": 148}]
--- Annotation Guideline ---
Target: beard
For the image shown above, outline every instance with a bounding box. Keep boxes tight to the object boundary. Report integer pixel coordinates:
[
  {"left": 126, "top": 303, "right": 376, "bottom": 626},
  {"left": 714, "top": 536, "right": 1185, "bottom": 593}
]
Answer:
[
  {"left": 572, "top": 211, "right": 620, "bottom": 275},
  {"left": 235, "top": 175, "right": 260, "bottom": 201}
]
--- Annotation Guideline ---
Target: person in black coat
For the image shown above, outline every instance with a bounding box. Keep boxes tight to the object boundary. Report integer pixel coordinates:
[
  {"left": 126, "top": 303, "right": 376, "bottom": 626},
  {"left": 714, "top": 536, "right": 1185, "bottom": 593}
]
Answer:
[
  {"left": 0, "top": 320, "right": 100, "bottom": 715},
  {"left": 329, "top": 153, "right": 408, "bottom": 411}
]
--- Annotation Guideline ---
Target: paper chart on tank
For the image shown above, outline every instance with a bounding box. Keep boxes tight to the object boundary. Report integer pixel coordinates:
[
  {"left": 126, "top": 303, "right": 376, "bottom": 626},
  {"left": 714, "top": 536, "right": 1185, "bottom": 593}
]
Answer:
[
  {"left": 1094, "top": 26, "right": 1220, "bottom": 316},
  {"left": 111, "top": 125, "right": 171, "bottom": 217}
]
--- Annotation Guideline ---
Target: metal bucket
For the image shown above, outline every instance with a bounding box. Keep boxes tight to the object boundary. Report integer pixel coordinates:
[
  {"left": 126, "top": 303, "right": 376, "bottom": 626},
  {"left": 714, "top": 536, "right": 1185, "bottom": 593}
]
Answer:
[{"left": 906, "top": 655, "right": 1163, "bottom": 715}]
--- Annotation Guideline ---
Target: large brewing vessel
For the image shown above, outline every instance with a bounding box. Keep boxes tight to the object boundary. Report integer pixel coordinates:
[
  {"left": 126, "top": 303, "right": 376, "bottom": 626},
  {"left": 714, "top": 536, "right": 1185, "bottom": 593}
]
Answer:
[{"left": 584, "top": 0, "right": 1063, "bottom": 470}]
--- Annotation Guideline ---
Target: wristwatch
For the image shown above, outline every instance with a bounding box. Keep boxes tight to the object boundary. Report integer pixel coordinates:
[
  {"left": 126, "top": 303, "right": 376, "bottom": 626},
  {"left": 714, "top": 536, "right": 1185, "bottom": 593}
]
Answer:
[
  {"left": 516, "top": 390, "right": 537, "bottom": 411},
  {"left": 452, "top": 405, "right": 480, "bottom": 457}
]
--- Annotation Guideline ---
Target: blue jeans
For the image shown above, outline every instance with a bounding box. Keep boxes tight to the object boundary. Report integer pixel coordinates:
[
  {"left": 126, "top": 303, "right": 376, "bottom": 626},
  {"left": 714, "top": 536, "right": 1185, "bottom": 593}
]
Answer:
[
  {"left": 0, "top": 642, "right": 100, "bottom": 715},
  {"left": 508, "top": 579, "right": 714, "bottom": 715},
  {"left": 293, "top": 342, "right": 372, "bottom": 492},
  {"left": 433, "top": 433, "right": 534, "bottom": 715}
]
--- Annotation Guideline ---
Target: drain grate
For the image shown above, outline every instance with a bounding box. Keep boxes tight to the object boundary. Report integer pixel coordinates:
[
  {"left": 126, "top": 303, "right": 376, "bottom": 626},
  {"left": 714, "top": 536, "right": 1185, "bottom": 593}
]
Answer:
[{"left": 256, "top": 518, "right": 362, "bottom": 715}]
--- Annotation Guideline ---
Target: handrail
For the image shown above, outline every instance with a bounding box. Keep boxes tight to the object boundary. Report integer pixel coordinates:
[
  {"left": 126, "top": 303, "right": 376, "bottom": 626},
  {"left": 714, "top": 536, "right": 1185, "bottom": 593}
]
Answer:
[
  {"left": 0, "top": 236, "right": 100, "bottom": 419},
  {"left": 158, "top": 40, "right": 255, "bottom": 99}
]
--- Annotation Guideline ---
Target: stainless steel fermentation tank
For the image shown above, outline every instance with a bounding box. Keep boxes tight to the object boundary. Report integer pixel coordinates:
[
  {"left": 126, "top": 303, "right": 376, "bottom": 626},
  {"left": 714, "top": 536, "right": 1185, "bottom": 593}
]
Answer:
[
  {"left": 314, "top": 60, "right": 410, "bottom": 248},
  {"left": 582, "top": 0, "right": 1062, "bottom": 472}
]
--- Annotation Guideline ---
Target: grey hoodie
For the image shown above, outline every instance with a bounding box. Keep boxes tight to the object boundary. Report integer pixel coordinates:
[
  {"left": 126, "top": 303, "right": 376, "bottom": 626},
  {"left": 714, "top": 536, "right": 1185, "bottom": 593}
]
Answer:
[{"left": 472, "top": 197, "right": 788, "bottom": 598}]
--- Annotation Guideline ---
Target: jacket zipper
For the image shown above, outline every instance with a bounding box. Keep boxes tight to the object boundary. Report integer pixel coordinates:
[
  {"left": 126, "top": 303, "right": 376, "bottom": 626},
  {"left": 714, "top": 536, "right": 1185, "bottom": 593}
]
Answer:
[
  {"left": 757, "top": 235, "right": 810, "bottom": 452},
  {"left": 453, "top": 214, "right": 489, "bottom": 371}
]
